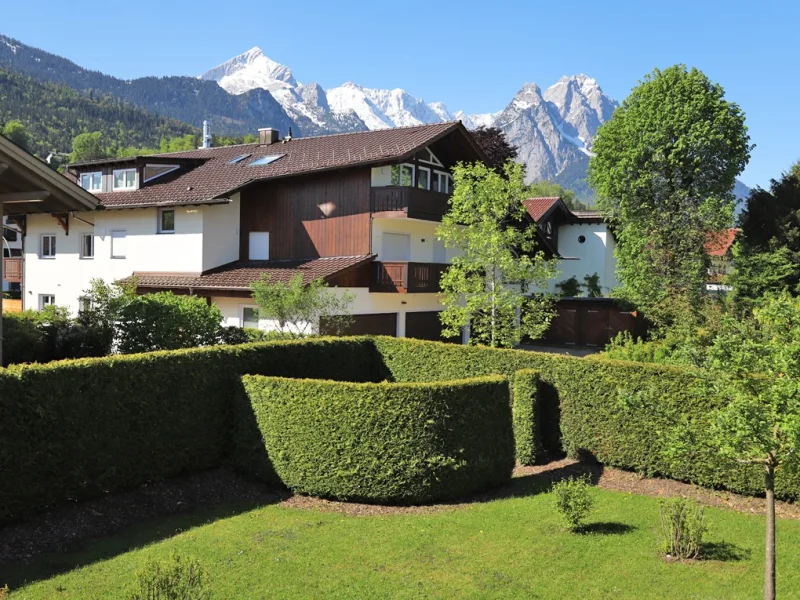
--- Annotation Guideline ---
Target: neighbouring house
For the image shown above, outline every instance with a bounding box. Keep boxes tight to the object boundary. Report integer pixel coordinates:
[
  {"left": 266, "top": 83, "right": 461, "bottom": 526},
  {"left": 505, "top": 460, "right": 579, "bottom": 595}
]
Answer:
[
  {"left": 523, "top": 196, "right": 618, "bottom": 295},
  {"left": 21, "top": 122, "right": 484, "bottom": 340},
  {"left": 705, "top": 227, "right": 738, "bottom": 293},
  {"left": 0, "top": 132, "right": 98, "bottom": 325}
]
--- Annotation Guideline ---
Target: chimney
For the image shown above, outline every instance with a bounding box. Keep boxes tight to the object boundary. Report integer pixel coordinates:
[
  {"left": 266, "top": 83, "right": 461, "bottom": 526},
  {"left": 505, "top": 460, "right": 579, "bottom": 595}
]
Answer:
[
  {"left": 201, "top": 120, "right": 212, "bottom": 149},
  {"left": 259, "top": 128, "right": 280, "bottom": 145}
]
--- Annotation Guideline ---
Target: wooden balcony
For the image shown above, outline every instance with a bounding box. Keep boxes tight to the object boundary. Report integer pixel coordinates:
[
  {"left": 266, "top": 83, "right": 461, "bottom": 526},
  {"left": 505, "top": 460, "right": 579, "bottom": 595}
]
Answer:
[
  {"left": 371, "top": 186, "right": 450, "bottom": 222},
  {"left": 3, "top": 258, "right": 22, "bottom": 283},
  {"left": 370, "top": 261, "right": 447, "bottom": 293}
]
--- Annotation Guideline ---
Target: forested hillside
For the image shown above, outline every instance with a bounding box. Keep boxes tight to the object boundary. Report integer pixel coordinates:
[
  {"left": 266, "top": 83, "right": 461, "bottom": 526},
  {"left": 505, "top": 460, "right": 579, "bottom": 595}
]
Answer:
[{"left": 0, "top": 68, "right": 197, "bottom": 157}]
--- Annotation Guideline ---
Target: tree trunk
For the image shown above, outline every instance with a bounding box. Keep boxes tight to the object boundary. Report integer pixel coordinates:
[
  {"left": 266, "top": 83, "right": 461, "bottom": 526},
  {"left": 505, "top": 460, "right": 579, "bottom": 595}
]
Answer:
[
  {"left": 489, "top": 269, "right": 496, "bottom": 347},
  {"left": 765, "top": 464, "right": 776, "bottom": 600}
]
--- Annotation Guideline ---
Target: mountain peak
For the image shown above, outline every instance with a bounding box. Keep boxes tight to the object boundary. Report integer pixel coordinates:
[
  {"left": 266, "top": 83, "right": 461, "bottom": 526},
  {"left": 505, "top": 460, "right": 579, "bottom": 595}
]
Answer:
[{"left": 200, "top": 48, "right": 297, "bottom": 95}]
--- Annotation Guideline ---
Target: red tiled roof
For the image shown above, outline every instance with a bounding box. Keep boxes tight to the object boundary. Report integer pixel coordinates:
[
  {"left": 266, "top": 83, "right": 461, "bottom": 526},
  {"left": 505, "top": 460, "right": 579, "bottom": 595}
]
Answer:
[
  {"left": 523, "top": 197, "right": 561, "bottom": 222},
  {"left": 86, "top": 122, "right": 476, "bottom": 209},
  {"left": 129, "top": 255, "right": 374, "bottom": 291},
  {"left": 705, "top": 228, "right": 739, "bottom": 257}
]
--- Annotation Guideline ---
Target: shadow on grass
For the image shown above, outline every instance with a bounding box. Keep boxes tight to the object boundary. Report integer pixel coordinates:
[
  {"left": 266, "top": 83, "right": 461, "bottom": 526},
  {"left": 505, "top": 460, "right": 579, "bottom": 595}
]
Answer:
[
  {"left": 0, "top": 469, "right": 286, "bottom": 591},
  {"left": 577, "top": 522, "right": 636, "bottom": 535},
  {"left": 700, "top": 541, "right": 752, "bottom": 562}
]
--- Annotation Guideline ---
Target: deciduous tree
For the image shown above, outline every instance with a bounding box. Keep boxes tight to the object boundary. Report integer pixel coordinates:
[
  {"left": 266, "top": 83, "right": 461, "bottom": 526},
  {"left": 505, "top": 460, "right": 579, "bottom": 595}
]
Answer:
[
  {"left": 437, "top": 161, "right": 555, "bottom": 347},
  {"left": 470, "top": 126, "right": 518, "bottom": 172},
  {"left": 589, "top": 65, "right": 751, "bottom": 327}
]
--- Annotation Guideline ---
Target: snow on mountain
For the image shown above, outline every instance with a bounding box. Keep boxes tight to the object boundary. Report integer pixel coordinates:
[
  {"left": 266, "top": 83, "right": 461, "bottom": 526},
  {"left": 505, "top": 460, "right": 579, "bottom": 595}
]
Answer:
[{"left": 454, "top": 111, "right": 498, "bottom": 129}]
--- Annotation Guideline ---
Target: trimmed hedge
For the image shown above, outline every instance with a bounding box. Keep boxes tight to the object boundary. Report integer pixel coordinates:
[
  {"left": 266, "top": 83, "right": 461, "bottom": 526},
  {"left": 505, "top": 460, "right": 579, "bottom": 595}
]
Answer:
[
  {"left": 0, "top": 338, "right": 385, "bottom": 524},
  {"left": 371, "top": 336, "right": 800, "bottom": 501},
  {"left": 236, "top": 374, "right": 515, "bottom": 504},
  {"left": 512, "top": 369, "right": 540, "bottom": 465}
]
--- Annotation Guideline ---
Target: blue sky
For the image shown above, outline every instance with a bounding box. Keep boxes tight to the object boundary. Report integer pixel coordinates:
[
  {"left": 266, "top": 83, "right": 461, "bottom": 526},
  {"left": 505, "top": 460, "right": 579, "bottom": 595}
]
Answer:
[{"left": 4, "top": 0, "right": 798, "bottom": 188}]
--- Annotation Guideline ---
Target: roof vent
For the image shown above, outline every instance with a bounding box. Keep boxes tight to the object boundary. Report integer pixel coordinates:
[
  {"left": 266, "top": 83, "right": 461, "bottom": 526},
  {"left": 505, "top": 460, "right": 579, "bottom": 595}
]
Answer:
[
  {"left": 283, "top": 127, "right": 293, "bottom": 143},
  {"left": 258, "top": 128, "right": 280, "bottom": 145}
]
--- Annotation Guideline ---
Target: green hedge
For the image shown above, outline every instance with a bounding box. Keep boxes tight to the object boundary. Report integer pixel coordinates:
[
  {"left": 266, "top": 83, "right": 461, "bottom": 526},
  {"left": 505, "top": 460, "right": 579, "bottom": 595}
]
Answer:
[
  {"left": 371, "top": 336, "right": 800, "bottom": 501},
  {"left": 512, "top": 370, "right": 540, "bottom": 465},
  {"left": 0, "top": 338, "right": 385, "bottom": 524},
  {"left": 236, "top": 374, "right": 515, "bottom": 504}
]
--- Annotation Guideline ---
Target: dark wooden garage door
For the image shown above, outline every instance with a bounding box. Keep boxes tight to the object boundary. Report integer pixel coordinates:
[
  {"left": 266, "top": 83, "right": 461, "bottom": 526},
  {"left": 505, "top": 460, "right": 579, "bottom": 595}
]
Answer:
[
  {"left": 405, "top": 311, "right": 460, "bottom": 342},
  {"left": 321, "top": 313, "right": 398, "bottom": 336}
]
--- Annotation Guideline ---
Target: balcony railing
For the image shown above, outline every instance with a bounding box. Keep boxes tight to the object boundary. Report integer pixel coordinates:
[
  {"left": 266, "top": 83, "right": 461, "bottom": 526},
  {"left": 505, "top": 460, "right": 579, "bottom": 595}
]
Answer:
[
  {"left": 370, "top": 261, "right": 447, "bottom": 293},
  {"left": 371, "top": 186, "right": 450, "bottom": 221},
  {"left": 3, "top": 258, "right": 22, "bottom": 283}
]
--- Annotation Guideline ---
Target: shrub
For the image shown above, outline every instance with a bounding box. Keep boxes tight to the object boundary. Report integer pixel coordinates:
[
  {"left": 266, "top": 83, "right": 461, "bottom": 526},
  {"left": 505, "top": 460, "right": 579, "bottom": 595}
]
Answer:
[
  {"left": 659, "top": 498, "right": 706, "bottom": 559},
  {"left": 116, "top": 292, "right": 224, "bottom": 354},
  {"left": 236, "top": 374, "right": 515, "bottom": 503},
  {"left": 128, "top": 554, "right": 211, "bottom": 600},
  {"left": 1, "top": 311, "right": 47, "bottom": 365},
  {"left": 513, "top": 369, "right": 540, "bottom": 465},
  {"left": 0, "top": 338, "right": 386, "bottom": 524},
  {"left": 551, "top": 475, "right": 594, "bottom": 531},
  {"left": 371, "top": 336, "right": 800, "bottom": 500}
]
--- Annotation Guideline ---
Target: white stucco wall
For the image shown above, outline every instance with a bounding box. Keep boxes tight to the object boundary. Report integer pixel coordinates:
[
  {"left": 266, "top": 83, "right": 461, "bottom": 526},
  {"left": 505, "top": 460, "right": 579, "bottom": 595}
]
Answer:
[
  {"left": 372, "top": 218, "right": 456, "bottom": 263},
  {"left": 23, "top": 200, "right": 240, "bottom": 314},
  {"left": 551, "top": 222, "right": 618, "bottom": 295}
]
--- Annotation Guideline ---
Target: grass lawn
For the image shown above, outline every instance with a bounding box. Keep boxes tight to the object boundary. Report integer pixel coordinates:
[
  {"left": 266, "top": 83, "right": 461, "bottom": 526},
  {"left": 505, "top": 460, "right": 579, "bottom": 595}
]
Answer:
[{"left": 5, "top": 485, "right": 800, "bottom": 599}]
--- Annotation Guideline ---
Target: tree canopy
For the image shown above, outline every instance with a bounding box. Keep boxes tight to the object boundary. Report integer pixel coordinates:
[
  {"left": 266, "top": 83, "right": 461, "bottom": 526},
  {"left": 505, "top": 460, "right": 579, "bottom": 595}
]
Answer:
[
  {"left": 470, "top": 126, "right": 518, "bottom": 172},
  {"left": 1, "top": 119, "right": 32, "bottom": 152},
  {"left": 589, "top": 65, "right": 751, "bottom": 326}
]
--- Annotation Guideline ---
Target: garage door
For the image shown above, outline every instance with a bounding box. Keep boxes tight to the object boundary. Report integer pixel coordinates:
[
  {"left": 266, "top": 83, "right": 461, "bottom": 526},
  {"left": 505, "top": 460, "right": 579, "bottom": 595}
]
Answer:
[{"left": 405, "top": 311, "right": 459, "bottom": 343}]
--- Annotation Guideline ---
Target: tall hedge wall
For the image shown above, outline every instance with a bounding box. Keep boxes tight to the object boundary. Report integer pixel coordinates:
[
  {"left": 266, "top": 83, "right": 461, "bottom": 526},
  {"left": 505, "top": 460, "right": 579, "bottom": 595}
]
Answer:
[
  {"left": 371, "top": 336, "right": 800, "bottom": 501},
  {"left": 236, "top": 374, "right": 515, "bottom": 504},
  {"left": 512, "top": 369, "right": 540, "bottom": 465},
  {"left": 0, "top": 338, "right": 385, "bottom": 524}
]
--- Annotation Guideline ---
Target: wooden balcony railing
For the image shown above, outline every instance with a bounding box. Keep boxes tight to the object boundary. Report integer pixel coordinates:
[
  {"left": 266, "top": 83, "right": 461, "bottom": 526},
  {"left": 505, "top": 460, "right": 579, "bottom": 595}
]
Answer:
[
  {"left": 370, "top": 261, "right": 447, "bottom": 293},
  {"left": 371, "top": 186, "right": 450, "bottom": 222},
  {"left": 3, "top": 258, "right": 22, "bottom": 283}
]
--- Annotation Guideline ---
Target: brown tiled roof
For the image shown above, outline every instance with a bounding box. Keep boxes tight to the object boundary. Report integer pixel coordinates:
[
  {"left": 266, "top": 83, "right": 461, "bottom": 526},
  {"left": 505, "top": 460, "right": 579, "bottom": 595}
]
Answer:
[
  {"left": 88, "top": 122, "right": 475, "bottom": 209},
  {"left": 523, "top": 197, "right": 561, "bottom": 222},
  {"left": 129, "top": 255, "right": 374, "bottom": 291},
  {"left": 705, "top": 228, "right": 739, "bottom": 257}
]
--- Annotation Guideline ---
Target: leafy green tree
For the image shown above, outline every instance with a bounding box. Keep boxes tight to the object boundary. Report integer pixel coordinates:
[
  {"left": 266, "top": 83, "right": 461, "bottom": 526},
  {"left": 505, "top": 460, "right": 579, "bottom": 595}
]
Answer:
[
  {"left": 526, "top": 181, "right": 589, "bottom": 211},
  {"left": 70, "top": 131, "right": 108, "bottom": 162},
  {"left": 734, "top": 162, "right": 800, "bottom": 302},
  {"left": 116, "top": 292, "right": 224, "bottom": 354},
  {"left": 250, "top": 275, "right": 354, "bottom": 337},
  {"left": 80, "top": 278, "right": 138, "bottom": 354},
  {"left": 699, "top": 294, "right": 800, "bottom": 600},
  {"left": 1, "top": 119, "right": 32, "bottom": 152},
  {"left": 589, "top": 65, "right": 751, "bottom": 327},
  {"left": 437, "top": 161, "right": 556, "bottom": 347}
]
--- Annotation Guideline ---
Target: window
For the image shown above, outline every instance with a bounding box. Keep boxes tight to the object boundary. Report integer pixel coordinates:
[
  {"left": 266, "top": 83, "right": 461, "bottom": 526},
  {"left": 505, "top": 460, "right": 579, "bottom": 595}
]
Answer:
[
  {"left": 3, "top": 227, "right": 17, "bottom": 242},
  {"left": 112, "top": 168, "right": 137, "bottom": 191},
  {"left": 78, "top": 296, "right": 93, "bottom": 312},
  {"left": 382, "top": 233, "right": 411, "bottom": 261},
  {"left": 432, "top": 171, "right": 452, "bottom": 194},
  {"left": 247, "top": 154, "right": 285, "bottom": 167},
  {"left": 80, "top": 233, "right": 94, "bottom": 259},
  {"left": 143, "top": 164, "right": 179, "bottom": 183},
  {"left": 158, "top": 208, "right": 175, "bottom": 233},
  {"left": 417, "top": 167, "right": 430, "bottom": 190},
  {"left": 241, "top": 306, "right": 260, "bottom": 329},
  {"left": 80, "top": 172, "right": 102, "bottom": 192},
  {"left": 111, "top": 230, "right": 127, "bottom": 259},
  {"left": 227, "top": 154, "right": 252, "bottom": 165},
  {"left": 578, "top": 235, "right": 586, "bottom": 244},
  {"left": 40, "top": 234, "right": 56, "bottom": 258},
  {"left": 39, "top": 294, "right": 55, "bottom": 310},
  {"left": 390, "top": 164, "right": 414, "bottom": 187},
  {"left": 249, "top": 231, "right": 269, "bottom": 260}
]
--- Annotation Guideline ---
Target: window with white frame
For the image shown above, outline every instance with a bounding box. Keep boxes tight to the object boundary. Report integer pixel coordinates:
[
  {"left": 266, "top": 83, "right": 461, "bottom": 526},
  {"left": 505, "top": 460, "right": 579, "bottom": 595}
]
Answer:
[
  {"left": 417, "top": 166, "right": 430, "bottom": 190},
  {"left": 40, "top": 234, "right": 56, "bottom": 258},
  {"left": 112, "top": 168, "right": 137, "bottom": 191},
  {"left": 158, "top": 208, "right": 175, "bottom": 233},
  {"left": 432, "top": 171, "right": 453, "bottom": 194},
  {"left": 241, "top": 306, "right": 260, "bottom": 329},
  {"left": 80, "top": 233, "right": 94, "bottom": 259},
  {"left": 390, "top": 164, "right": 414, "bottom": 187},
  {"left": 111, "top": 230, "right": 127, "bottom": 258},
  {"left": 78, "top": 296, "right": 93, "bottom": 312},
  {"left": 39, "top": 294, "right": 55, "bottom": 310},
  {"left": 79, "top": 172, "right": 102, "bottom": 192}
]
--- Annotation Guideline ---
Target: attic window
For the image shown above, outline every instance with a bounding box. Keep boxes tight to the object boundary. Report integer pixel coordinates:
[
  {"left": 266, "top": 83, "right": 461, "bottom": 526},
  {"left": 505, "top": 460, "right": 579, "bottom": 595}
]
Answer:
[
  {"left": 227, "top": 154, "right": 252, "bottom": 165},
  {"left": 247, "top": 154, "right": 285, "bottom": 167}
]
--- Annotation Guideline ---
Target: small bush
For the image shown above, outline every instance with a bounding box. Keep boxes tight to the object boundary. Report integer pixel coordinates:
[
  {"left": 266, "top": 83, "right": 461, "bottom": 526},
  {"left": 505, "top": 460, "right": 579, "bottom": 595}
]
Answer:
[
  {"left": 128, "top": 554, "right": 210, "bottom": 600},
  {"left": 659, "top": 498, "right": 707, "bottom": 559},
  {"left": 236, "top": 374, "right": 515, "bottom": 503},
  {"left": 551, "top": 475, "right": 594, "bottom": 531}
]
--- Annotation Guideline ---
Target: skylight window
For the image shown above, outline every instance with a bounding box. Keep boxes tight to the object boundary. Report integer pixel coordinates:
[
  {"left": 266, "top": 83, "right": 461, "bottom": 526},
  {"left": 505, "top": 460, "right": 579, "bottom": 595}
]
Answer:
[
  {"left": 227, "top": 154, "right": 252, "bottom": 165},
  {"left": 247, "top": 154, "right": 285, "bottom": 167}
]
